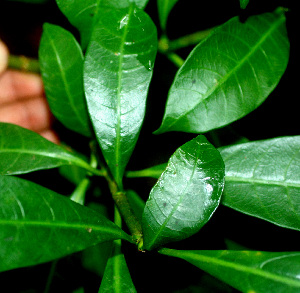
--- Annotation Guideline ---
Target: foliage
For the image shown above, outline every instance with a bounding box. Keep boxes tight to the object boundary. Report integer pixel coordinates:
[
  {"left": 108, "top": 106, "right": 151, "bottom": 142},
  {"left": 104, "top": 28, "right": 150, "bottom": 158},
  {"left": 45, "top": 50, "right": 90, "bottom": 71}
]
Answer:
[{"left": 0, "top": 0, "right": 298, "bottom": 292}]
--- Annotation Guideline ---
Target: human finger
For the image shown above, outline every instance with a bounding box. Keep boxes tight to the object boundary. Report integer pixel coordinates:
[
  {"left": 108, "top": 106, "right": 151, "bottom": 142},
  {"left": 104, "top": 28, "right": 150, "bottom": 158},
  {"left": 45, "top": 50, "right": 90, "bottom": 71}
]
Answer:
[
  {"left": 0, "top": 95, "right": 53, "bottom": 133},
  {"left": 0, "top": 70, "right": 44, "bottom": 105}
]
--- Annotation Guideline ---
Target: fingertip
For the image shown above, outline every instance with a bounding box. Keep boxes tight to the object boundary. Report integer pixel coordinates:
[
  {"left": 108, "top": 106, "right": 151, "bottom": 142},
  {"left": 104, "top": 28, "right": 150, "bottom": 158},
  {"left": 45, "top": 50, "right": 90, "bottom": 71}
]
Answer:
[{"left": 0, "top": 41, "right": 9, "bottom": 74}]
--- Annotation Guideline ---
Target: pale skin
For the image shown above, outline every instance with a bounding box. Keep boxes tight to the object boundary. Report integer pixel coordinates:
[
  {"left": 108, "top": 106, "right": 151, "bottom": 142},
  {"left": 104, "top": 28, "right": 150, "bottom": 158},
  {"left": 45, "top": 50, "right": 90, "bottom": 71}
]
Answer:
[{"left": 0, "top": 41, "right": 59, "bottom": 144}]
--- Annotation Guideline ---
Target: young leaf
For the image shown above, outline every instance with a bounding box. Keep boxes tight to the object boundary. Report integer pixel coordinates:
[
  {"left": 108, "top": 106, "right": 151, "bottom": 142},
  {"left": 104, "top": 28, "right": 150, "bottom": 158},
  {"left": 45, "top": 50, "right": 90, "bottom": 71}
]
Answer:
[
  {"left": 159, "top": 248, "right": 300, "bottom": 292},
  {"left": 39, "top": 23, "right": 92, "bottom": 137},
  {"left": 142, "top": 135, "right": 225, "bottom": 250},
  {"left": 155, "top": 9, "right": 289, "bottom": 134},
  {"left": 56, "top": 0, "right": 149, "bottom": 49},
  {"left": 99, "top": 242, "right": 136, "bottom": 292},
  {"left": 0, "top": 123, "right": 99, "bottom": 175},
  {"left": 157, "top": 0, "right": 179, "bottom": 31},
  {"left": 219, "top": 136, "right": 300, "bottom": 231},
  {"left": 0, "top": 175, "right": 132, "bottom": 272},
  {"left": 84, "top": 5, "right": 157, "bottom": 187}
]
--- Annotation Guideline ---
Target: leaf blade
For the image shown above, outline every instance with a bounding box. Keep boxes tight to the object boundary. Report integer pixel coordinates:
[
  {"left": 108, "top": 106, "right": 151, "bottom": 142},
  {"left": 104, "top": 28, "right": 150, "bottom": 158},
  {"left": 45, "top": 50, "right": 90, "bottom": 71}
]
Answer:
[
  {"left": 155, "top": 10, "right": 289, "bottom": 134},
  {"left": 219, "top": 136, "right": 300, "bottom": 231},
  {"left": 39, "top": 23, "right": 92, "bottom": 136},
  {"left": 142, "top": 135, "right": 225, "bottom": 250},
  {"left": 159, "top": 249, "right": 300, "bottom": 292},
  {"left": 84, "top": 5, "right": 157, "bottom": 187},
  {"left": 0, "top": 175, "right": 131, "bottom": 272},
  {"left": 0, "top": 123, "right": 97, "bottom": 175}
]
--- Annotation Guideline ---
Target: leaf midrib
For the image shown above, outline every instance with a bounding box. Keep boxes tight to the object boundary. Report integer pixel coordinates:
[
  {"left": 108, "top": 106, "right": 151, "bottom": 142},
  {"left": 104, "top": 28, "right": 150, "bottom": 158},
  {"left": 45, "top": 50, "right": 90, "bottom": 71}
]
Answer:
[
  {"left": 225, "top": 175, "right": 300, "bottom": 189},
  {"left": 0, "top": 219, "right": 121, "bottom": 234},
  {"left": 115, "top": 4, "right": 135, "bottom": 187}
]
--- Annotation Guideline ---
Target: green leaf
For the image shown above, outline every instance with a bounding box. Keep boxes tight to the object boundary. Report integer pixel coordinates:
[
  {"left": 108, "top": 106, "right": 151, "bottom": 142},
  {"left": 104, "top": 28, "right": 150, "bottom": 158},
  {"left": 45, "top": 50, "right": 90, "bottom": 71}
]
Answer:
[
  {"left": 56, "top": 0, "right": 149, "bottom": 49},
  {"left": 159, "top": 248, "right": 300, "bottom": 293},
  {"left": 0, "top": 175, "right": 131, "bottom": 272},
  {"left": 219, "top": 136, "right": 300, "bottom": 231},
  {"left": 0, "top": 123, "right": 100, "bottom": 175},
  {"left": 155, "top": 10, "right": 289, "bottom": 134},
  {"left": 142, "top": 135, "right": 225, "bottom": 250},
  {"left": 126, "top": 163, "right": 167, "bottom": 179},
  {"left": 240, "top": 0, "right": 250, "bottom": 9},
  {"left": 39, "top": 23, "right": 92, "bottom": 137},
  {"left": 84, "top": 5, "right": 157, "bottom": 187},
  {"left": 157, "top": 0, "right": 179, "bottom": 31},
  {"left": 99, "top": 242, "right": 136, "bottom": 292}
]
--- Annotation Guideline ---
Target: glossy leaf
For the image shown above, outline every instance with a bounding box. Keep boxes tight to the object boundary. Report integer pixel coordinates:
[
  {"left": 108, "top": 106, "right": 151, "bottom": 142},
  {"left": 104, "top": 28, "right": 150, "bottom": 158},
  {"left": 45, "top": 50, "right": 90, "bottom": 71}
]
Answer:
[
  {"left": 159, "top": 248, "right": 300, "bottom": 293},
  {"left": 142, "top": 135, "right": 225, "bottom": 250},
  {"left": 157, "top": 0, "right": 179, "bottom": 31},
  {"left": 99, "top": 242, "right": 136, "bottom": 292},
  {"left": 56, "top": 0, "right": 149, "bottom": 49},
  {"left": 155, "top": 10, "right": 289, "bottom": 134},
  {"left": 0, "top": 175, "right": 131, "bottom": 272},
  {"left": 219, "top": 136, "right": 300, "bottom": 231},
  {"left": 39, "top": 23, "right": 92, "bottom": 137},
  {"left": 84, "top": 5, "right": 157, "bottom": 187},
  {"left": 0, "top": 123, "right": 100, "bottom": 175}
]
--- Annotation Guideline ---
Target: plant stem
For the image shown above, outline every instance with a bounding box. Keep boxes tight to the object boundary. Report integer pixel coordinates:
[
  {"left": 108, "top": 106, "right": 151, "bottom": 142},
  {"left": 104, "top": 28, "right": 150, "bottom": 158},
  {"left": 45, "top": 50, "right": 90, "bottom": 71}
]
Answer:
[
  {"left": 168, "top": 28, "right": 212, "bottom": 51},
  {"left": 113, "top": 205, "right": 122, "bottom": 254},
  {"left": 112, "top": 191, "right": 143, "bottom": 247},
  {"left": 8, "top": 55, "right": 40, "bottom": 73},
  {"left": 43, "top": 260, "right": 58, "bottom": 293},
  {"left": 166, "top": 52, "right": 185, "bottom": 67},
  {"left": 100, "top": 162, "right": 144, "bottom": 248}
]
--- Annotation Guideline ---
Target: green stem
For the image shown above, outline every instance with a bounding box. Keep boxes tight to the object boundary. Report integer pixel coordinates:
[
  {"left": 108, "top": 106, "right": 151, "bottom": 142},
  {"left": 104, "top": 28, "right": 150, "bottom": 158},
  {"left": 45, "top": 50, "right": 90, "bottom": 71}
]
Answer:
[
  {"left": 166, "top": 52, "right": 185, "bottom": 68},
  {"left": 43, "top": 260, "right": 58, "bottom": 293},
  {"left": 168, "top": 28, "right": 212, "bottom": 51},
  {"left": 100, "top": 162, "right": 143, "bottom": 248},
  {"left": 112, "top": 191, "right": 143, "bottom": 247},
  {"left": 8, "top": 55, "right": 40, "bottom": 73},
  {"left": 113, "top": 206, "right": 122, "bottom": 253}
]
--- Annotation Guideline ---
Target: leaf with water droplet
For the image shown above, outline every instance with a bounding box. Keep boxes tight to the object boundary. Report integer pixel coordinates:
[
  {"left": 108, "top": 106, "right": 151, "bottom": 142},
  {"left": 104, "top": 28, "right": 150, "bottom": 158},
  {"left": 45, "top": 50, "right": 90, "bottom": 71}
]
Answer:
[{"left": 142, "top": 135, "right": 225, "bottom": 250}]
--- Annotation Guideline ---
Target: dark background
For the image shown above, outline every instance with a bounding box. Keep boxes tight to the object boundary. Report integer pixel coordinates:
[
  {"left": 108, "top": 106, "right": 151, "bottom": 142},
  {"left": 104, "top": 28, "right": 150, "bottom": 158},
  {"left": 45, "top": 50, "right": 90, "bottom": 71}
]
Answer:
[{"left": 0, "top": 0, "right": 298, "bottom": 292}]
